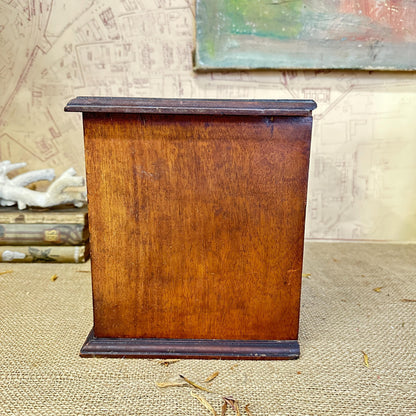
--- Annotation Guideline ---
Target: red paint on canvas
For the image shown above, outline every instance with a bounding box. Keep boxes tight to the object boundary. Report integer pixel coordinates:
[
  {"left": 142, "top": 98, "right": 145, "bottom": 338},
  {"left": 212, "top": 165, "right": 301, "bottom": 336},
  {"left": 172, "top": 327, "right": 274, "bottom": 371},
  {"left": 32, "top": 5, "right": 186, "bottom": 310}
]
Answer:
[{"left": 339, "top": 0, "right": 416, "bottom": 41}]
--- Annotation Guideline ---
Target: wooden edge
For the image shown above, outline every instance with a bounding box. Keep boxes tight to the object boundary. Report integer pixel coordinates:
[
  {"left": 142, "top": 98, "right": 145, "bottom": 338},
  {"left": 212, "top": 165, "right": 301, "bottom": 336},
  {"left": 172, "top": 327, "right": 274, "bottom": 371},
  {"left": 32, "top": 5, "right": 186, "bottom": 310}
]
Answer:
[
  {"left": 79, "top": 329, "right": 300, "bottom": 360},
  {"left": 64, "top": 96, "right": 317, "bottom": 116}
]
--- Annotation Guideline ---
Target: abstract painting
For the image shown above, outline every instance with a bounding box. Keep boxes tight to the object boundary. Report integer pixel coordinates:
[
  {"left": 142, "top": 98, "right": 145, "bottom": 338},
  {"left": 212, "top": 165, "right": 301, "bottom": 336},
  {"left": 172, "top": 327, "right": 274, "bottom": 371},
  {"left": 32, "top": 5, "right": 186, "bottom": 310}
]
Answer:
[{"left": 195, "top": 0, "right": 416, "bottom": 70}]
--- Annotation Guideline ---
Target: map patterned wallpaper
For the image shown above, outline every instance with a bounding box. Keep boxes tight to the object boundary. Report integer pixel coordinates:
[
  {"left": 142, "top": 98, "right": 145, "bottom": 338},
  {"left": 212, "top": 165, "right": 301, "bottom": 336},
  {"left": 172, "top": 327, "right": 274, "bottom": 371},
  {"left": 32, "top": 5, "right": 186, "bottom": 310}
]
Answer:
[{"left": 1, "top": 0, "right": 415, "bottom": 241}]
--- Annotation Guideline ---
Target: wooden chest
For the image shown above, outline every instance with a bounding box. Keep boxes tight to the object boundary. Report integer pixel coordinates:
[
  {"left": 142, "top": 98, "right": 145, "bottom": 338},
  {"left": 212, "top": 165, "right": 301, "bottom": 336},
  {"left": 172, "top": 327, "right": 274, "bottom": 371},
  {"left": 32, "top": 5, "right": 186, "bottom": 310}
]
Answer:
[{"left": 65, "top": 97, "right": 316, "bottom": 359}]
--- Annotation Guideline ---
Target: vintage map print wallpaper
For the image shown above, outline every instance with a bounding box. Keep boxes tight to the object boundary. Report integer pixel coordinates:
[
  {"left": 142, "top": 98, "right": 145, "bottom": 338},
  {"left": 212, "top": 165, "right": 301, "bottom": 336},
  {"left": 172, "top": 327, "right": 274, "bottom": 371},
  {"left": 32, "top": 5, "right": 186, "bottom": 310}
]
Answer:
[
  {"left": 0, "top": 0, "right": 416, "bottom": 241},
  {"left": 195, "top": 0, "right": 416, "bottom": 70}
]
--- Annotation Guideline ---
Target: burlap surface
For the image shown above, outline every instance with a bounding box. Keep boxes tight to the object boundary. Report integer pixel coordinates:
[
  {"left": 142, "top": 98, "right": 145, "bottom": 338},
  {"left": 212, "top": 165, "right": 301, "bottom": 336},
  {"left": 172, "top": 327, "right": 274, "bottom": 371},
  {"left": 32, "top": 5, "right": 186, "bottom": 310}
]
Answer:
[{"left": 1, "top": 242, "right": 415, "bottom": 415}]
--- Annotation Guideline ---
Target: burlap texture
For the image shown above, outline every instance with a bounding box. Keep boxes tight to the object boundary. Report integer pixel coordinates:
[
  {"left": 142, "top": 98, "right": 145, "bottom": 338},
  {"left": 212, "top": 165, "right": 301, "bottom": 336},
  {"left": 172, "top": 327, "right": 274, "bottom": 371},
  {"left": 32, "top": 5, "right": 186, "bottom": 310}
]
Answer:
[{"left": 1, "top": 242, "right": 415, "bottom": 415}]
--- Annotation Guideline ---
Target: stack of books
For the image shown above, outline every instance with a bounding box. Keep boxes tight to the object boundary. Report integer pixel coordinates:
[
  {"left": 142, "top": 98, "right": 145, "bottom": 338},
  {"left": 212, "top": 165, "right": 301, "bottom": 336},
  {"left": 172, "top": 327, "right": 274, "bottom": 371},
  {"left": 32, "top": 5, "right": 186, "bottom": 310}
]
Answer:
[{"left": 0, "top": 205, "right": 89, "bottom": 263}]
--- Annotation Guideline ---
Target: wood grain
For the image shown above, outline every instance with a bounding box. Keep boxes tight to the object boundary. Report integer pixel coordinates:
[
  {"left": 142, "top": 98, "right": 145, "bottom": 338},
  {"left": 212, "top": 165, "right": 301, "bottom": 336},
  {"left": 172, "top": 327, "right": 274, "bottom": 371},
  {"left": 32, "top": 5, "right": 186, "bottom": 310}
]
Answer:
[
  {"left": 65, "top": 96, "right": 316, "bottom": 116},
  {"left": 66, "top": 98, "right": 315, "bottom": 357},
  {"left": 80, "top": 330, "right": 300, "bottom": 359}
]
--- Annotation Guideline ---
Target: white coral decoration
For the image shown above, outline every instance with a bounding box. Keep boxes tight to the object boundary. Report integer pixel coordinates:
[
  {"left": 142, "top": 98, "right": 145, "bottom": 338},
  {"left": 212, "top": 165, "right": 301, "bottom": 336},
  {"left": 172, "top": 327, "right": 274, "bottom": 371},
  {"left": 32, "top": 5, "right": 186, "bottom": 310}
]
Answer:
[{"left": 0, "top": 160, "right": 86, "bottom": 210}]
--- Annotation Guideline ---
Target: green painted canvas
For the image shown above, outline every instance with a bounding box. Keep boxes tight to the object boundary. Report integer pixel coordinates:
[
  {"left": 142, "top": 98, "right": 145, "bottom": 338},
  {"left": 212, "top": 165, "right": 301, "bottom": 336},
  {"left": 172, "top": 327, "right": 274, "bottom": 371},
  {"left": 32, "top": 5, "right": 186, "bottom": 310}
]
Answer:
[{"left": 195, "top": 0, "right": 416, "bottom": 70}]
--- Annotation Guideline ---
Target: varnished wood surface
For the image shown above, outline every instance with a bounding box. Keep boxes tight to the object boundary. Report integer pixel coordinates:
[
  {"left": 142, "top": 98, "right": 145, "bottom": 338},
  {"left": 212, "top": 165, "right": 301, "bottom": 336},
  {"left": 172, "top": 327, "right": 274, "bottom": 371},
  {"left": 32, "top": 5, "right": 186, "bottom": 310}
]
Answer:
[
  {"left": 65, "top": 96, "right": 317, "bottom": 116},
  {"left": 80, "top": 330, "right": 300, "bottom": 359},
  {"left": 81, "top": 107, "right": 313, "bottom": 343}
]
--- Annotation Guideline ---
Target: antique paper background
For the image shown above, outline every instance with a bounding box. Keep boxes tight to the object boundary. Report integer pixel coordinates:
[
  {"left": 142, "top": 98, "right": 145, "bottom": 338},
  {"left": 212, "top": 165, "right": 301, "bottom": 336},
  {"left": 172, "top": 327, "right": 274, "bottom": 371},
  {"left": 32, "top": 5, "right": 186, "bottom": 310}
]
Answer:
[{"left": 1, "top": 0, "right": 415, "bottom": 241}]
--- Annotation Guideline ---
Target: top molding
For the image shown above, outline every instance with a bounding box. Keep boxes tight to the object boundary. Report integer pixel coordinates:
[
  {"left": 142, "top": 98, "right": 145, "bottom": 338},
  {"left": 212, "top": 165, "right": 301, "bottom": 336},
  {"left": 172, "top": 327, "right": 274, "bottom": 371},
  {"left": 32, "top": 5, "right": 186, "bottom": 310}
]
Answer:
[{"left": 65, "top": 97, "right": 317, "bottom": 117}]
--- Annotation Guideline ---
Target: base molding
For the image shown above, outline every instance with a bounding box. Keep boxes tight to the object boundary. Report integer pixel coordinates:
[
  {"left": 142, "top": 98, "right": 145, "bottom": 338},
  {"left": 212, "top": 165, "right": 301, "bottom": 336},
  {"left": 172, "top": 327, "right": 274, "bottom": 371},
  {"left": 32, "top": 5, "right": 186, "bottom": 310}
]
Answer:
[{"left": 80, "top": 330, "right": 300, "bottom": 360}]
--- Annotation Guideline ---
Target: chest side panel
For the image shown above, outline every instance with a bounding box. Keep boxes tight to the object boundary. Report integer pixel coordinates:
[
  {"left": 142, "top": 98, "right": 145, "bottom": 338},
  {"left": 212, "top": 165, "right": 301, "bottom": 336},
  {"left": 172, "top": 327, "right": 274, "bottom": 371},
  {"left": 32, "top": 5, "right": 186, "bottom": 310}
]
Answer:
[{"left": 83, "top": 112, "right": 312, "bottom": 340}]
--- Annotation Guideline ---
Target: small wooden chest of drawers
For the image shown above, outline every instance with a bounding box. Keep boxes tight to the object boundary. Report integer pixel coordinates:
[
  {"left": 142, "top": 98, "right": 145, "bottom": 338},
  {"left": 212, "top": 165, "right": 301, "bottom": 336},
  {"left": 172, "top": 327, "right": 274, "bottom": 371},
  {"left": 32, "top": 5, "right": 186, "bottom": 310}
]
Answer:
[{"left": 65, "top": 97, "right": 316, "bottom": 359}]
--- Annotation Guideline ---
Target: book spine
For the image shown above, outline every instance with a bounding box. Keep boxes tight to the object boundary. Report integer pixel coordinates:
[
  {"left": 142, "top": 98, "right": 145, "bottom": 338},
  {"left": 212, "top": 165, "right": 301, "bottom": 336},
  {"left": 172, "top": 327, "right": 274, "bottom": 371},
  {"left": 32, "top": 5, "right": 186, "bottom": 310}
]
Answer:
[
  {"left": 0, "top": 224, "right": 89, "bottom": 246},
  {"left": 0, "top": 244, "right": 89, "bottom": 263},
  {"left": 0, "top": 208, "right": 88, "bottom": 224}
]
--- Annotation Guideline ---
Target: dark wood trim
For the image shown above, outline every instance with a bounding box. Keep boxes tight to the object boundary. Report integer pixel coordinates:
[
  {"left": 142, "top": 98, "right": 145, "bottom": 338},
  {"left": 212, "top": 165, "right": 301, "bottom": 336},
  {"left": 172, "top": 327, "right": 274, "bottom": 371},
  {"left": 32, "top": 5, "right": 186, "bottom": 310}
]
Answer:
[
  {"left": 65, "top": 96, "right": 317, "bottom": 116},
  {"left": 80, "top": 330, "right": 300, "bottom": 360}
]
